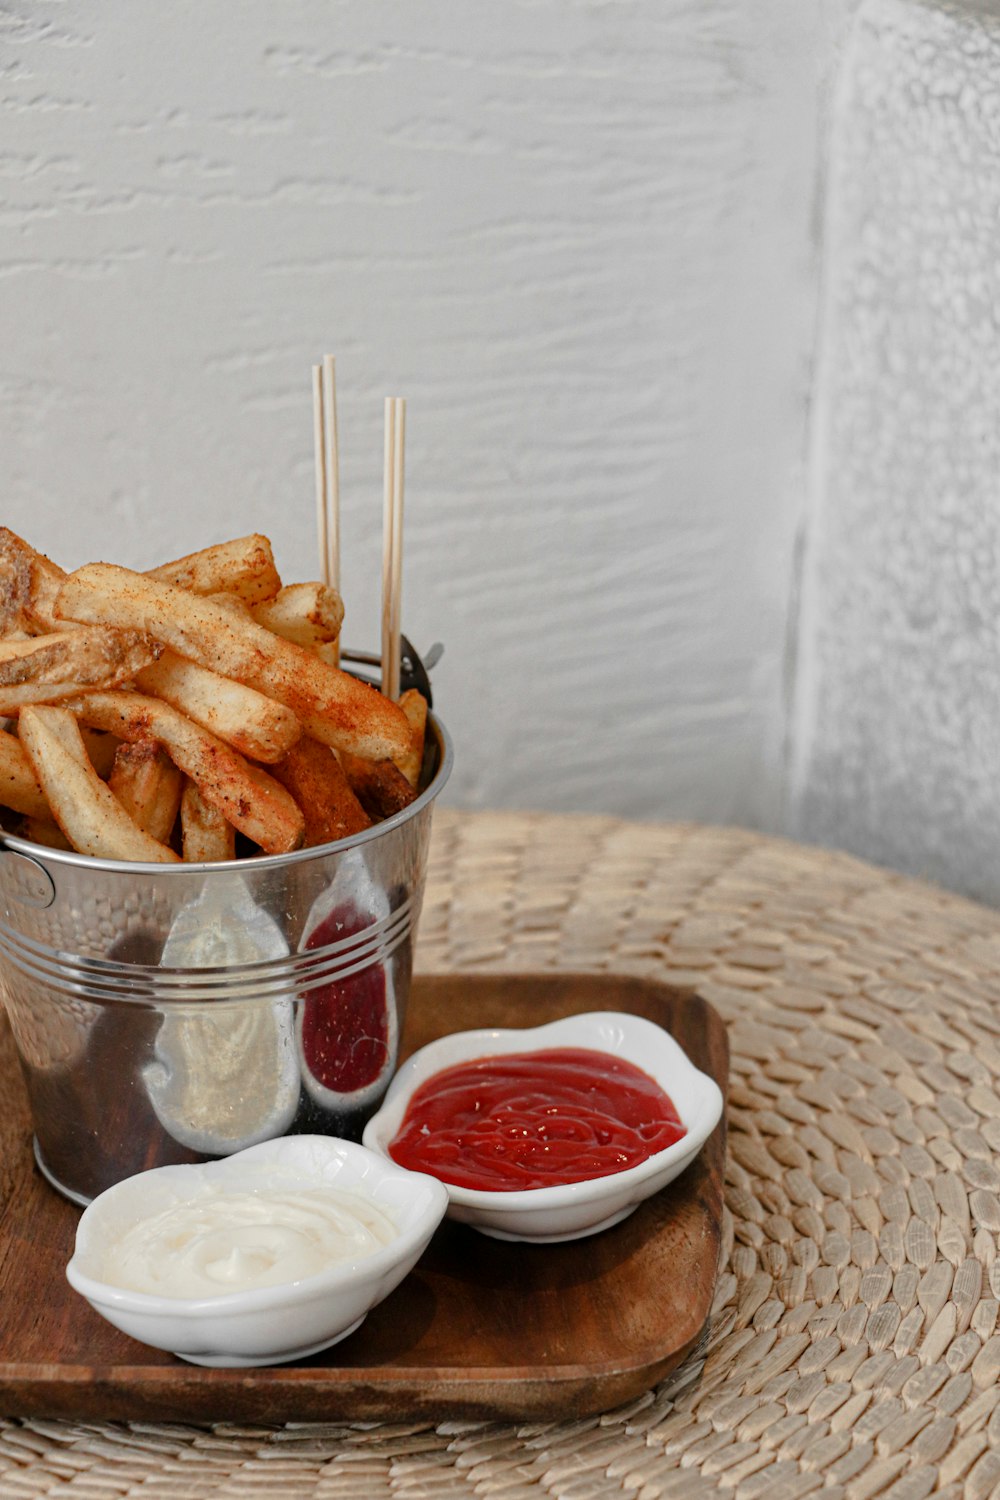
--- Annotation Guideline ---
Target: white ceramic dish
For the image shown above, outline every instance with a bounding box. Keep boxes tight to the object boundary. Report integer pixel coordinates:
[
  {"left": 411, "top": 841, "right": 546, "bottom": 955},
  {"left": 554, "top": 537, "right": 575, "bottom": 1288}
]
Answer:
[
  {"left": 362, "top": 1010, "right": 724, "bottom": 1243},
  {"left": 66, "top": 1136, "right": 448, "bottom": 1367}
]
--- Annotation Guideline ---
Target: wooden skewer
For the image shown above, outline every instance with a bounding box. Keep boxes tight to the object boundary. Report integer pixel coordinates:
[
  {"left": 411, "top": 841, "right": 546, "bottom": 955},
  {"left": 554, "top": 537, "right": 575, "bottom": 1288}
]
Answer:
[
  {"left": 321, "top": 354, "right": 341, "bottom": 666},
  {"left": 381, "top": 396, "right": 406, "bottom": 702},
  {"left": 312, "top": 364, "right": 328, "bottom": 593},
  {"left": 312, "top": 356, "right": 342, "bottom": 667}
]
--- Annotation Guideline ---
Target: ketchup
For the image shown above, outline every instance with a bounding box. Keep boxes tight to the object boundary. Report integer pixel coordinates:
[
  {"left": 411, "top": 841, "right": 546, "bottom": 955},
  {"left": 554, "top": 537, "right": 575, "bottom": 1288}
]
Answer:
[
  {"left": 300, "top": 903, "right": 390, "bottom": 1095},
  {"left": 387, "top": 1047, "right": 686, "bottom": 1191}
]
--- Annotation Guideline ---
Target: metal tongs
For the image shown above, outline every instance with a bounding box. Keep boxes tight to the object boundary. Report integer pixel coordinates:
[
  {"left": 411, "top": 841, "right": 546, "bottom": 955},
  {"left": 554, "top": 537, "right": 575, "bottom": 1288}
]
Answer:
[{"left": 339, "top": 637, "right": 443, "bottom": 709}]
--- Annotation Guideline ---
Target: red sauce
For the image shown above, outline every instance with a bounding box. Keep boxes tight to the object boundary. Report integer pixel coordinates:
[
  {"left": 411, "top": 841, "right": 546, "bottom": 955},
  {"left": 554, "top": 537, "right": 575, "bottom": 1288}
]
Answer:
[
  {"left": 387, "top": 1046, "right": 686, "bottom": 1191},
  {"left": 300, "top": 903, "right": 390, "bottom": 1095}
]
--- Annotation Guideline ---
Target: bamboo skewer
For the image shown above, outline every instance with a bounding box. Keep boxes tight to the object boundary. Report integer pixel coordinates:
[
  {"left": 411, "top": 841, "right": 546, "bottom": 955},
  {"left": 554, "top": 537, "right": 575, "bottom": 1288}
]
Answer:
[
  {"left": 312, "top": 364, "right": 328, "bottom": 590},
  {"left": 381, "top": 397, "right": 406, "bottom": 702},
  {"left": 313, "top": 355, "right": 342, "bottom": 666},
  {"left": 321, "top": 355, "right": 340, "bottom": 597}
]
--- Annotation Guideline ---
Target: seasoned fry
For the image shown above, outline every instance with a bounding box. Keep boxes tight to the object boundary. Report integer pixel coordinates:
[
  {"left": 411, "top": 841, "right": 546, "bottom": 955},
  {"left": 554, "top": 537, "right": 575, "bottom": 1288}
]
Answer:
[
  {"left": 136, "top": 651, "right": 301, "bottom": 764},
  {"left": 393, "top": 688, "right": 428, "bottom": 789},
  {"left": 80, "top": 727, "right": 120, "bottom": 779},
  {"left": 251, "top": 582, "right": 344, "bottom": 649},
  {"left": 21, "top": 817, "right": 72, "bottom": 851},
  {"left": 19, "top": 706, "right": 180, "bottom": 863},
  {"left": 0, "top": 628, "right": 161, "bottom": 713},
  {"left": 339, "top": 750, "right": 417, "bottom": 822},
  {"left": 108, "top": 738, "right": 183, "bottom": 844},
  {"left": 70, "top": 689, "right": 305, "bottom": 855},
  {"left": 0, "top": 528, "right": 67, "bottom": 635},
  {"left": 271, "top": 737, "right": 370, "bottom": 847},
  {"left": 180, "top": 780, "right": 236, "bottom": 863},
  {"left": 0, "top": 726, "right": 51, "bottom": 819},
  {"left": 147, "top": 534, "right": 281, "bottom": 604},
  {"left": 57, "top": 565, "right": 411, "bottom": 761}
]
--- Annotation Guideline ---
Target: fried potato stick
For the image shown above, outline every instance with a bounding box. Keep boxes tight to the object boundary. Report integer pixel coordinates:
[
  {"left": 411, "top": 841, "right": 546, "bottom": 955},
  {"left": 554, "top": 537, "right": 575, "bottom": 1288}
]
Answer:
[
  {"left": 271, "top": 737, "right": 370, "bottom": 847},
  {"left": 0, "top": 726, "right": 51, "bottom": 819},
  {"left": 21, "top": 817, "right": 72, "bottom": 851},
  {"left": 0, "top": 528, "right": 67, "bottom": 635},
  {"left": 136, "top": 651, "right": 301, "bottom": 764},
  {"left": 108, "top": 738, "right": 183, "bottom": 844},
  {"left": 338, "top": 750, "right": 417, "bottom": 822},
  {"left": 251, "top": 582, "right": 344, "bottom": 649},
  {"left": 19, "top": 706, "right": 180, "bottom": 863},
  {"left": 147, "top": 534, "right": 281, "bottom": 604},
  {"left": 180, "top": 779, "right": 236, "bottom": 863},
  {"left": 70, "top": 689, "right": 304, "bottom": 855},
  {"left": 0, "top": 628, "right": 162, "bottom": 712},
  {"left": 57, "top": 565, "right": 411, "bottom": 761},
  {"left": 80, "top": 727, "right": 120, "bottom": 779},
  {"left": 393, "top": 688, "right": 428, "bottom": 789}
]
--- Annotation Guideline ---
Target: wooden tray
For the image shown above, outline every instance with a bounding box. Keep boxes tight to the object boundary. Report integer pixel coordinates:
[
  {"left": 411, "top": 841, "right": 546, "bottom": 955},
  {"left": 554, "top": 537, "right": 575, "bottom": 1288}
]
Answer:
[{"left": 0, "top": 972, "right": 728, "bottom": 1423}]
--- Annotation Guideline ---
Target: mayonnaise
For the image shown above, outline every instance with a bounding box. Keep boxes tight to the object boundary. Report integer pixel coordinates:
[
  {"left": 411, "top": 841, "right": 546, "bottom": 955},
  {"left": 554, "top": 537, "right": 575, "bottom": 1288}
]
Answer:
[{"left": 101, "top": 1183, "right": 398, "bottom": 1299}]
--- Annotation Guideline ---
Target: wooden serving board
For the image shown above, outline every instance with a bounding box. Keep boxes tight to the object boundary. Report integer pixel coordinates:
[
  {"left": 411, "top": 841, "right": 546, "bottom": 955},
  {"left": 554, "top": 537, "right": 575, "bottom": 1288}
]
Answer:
[{"left": 0, "top": 972, "right": 728, "bottom": 1423}]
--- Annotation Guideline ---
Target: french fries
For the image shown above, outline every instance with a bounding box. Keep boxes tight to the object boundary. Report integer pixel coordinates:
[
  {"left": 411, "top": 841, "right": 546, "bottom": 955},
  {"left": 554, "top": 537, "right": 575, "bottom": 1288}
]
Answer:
[
  {"left": 271, "top": 737, "right": 370, "bottom": 847},
  {"left": 19, "top": 706, "right": 180, "bottom": 863},
  {"left": 0, "top": 628, "right": 161, "bottom": 713},
  {"left": 339, "top": 750, "right": 418, "bottom": 822},
  {"left": 251, "top": 582, "right": 344, "bottom": 649},
  {"left": 136, "top": 651, "right": 301, "bottom": 764},
  {"left": 394, "top": 688, "right": 428, "bottom": 789},
  {"left": 0, "top": 726, "right": 51, "bottom": 819},
  {"left": 70, "top": 690, "right": 305, "bottom": 855},
  {"left": 0, "top": 528, "right": 67, "bottom": 635},
  {"left": 148, "top": 534, "right": 281, "bottom": 604},
  {"left": 0, "top": 529, "right": 434, "bottom": 865},
  {"left": 180, "top": 780, "right": 236, "bottom": 863},
  {"left": 21, "top": 817, "right": 72, "bottom": 851},
  {"left": 57, "top": 564, "right": 411, "bottom": 761},
  {"left": 108, "top": 739, "right": 183, "bottom": 845},
  {"left": 80, "top": 727, "right": 120, "bottom": 779}
]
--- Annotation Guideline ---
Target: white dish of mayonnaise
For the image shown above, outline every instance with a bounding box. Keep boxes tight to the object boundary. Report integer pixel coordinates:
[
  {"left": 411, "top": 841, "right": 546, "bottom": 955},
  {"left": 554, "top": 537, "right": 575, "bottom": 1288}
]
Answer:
[{"left": 66, "top": 1136, "right": 448, "bottom": 1368}]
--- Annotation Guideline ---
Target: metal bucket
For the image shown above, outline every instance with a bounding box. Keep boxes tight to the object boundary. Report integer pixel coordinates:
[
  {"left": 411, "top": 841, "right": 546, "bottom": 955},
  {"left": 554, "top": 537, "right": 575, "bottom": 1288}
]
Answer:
[{"left": 0, "top": 717, "right": 453, "bottom": 1205}]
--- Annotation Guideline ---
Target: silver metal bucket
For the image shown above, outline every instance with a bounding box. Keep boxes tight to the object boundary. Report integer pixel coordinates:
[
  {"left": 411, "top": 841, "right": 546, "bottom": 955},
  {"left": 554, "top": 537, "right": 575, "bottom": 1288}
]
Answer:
[{"left": 0, "top": 717, "right": 452, "bottom": 1205}]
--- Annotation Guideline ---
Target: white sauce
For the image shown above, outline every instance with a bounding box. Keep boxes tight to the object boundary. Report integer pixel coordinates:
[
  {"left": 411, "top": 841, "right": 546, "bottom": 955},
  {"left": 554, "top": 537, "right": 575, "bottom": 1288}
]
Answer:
[{"left": 102, "top": 1184, "right": 398, "bottom": 1299}]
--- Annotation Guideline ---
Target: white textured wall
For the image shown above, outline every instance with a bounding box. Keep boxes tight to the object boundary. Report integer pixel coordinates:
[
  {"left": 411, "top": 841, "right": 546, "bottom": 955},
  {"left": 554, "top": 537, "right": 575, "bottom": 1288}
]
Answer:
[
  {"left": 792, "top": 0, "right": 1000, "bottom": 904},
  {"left": 3, "top": 1, "right": 825, "bottom": 825}
]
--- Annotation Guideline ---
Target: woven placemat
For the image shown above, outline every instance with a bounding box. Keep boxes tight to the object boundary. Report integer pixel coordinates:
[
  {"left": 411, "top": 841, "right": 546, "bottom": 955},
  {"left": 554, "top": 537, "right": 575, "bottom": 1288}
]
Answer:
[{"left": 4, "top": 808, "right": 1000, "bottom": 1498}]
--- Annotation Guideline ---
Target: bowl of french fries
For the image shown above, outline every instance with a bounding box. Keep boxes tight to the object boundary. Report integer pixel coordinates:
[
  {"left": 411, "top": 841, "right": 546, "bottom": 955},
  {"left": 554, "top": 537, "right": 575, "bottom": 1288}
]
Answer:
[{"left": 0, "top": 528, "right": 452, "bottom": 1206}]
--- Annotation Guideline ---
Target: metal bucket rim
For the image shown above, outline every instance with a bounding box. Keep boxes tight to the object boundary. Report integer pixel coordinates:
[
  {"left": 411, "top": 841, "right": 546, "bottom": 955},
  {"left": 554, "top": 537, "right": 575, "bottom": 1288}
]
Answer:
[{"left": 0, "top": 713, "right": 453, "bottom": 877}]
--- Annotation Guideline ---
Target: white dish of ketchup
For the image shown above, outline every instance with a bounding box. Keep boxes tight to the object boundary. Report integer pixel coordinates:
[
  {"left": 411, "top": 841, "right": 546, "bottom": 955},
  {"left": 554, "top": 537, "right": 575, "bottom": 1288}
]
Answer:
[{"left": 362, "top": 1011, "right": 724, "bottom": 1242}]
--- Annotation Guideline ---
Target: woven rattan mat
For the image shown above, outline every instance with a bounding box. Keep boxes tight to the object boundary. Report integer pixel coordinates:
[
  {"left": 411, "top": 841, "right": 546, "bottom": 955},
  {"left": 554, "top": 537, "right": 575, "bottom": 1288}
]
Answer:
[{"left": 5, "top": 808, "right": 1000, "bottom": 1498}]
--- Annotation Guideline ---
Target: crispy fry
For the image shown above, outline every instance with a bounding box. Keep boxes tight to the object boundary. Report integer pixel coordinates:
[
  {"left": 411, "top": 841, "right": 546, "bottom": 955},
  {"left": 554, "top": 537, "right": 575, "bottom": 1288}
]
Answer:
[
  {"left": 136, "top": 651, "right": 301, "bottom": 764},
  {"left": 147, "top": 534, "right": 281, "bottom": 604},
  {"left": 0, "top": 726, "right": 51, "bottom": 819},
  {"left": 80, "top": 727, "right": 120, "bottom": 779},
  {"left": 108, "top": 738, "right": 183, "bottom": 844},
  {"left": 338, "top": 750, "right": 417, "bottom": 822},
  {"left": 0, "top": 628, "right": 161, "bottom": 712},
  {"left": 70, "top": 690, "right": 304, "bottom": 855},
  {"left": 0, "top": 528, "right": 67, "bottom": 635},
  {"left": 21, "top": 817, "right": 72, "bottom": 851},
  {"left": 394, "top": 688, "right": 428, "bottom": 789},
  {"left": 180, "top": 779, "right": 236, "bottom": 863},
  {"left": 271, "top": 737, "right": 370, "bottom": 847},
  {"left": 57, "top": 565, "right": 411, "bottom": 761},
  {"left": 19, "top": 706, "right": 180, "bottom": 862},
  {"left": 251, "top": 582, "right": 344, "bottom": 649}
]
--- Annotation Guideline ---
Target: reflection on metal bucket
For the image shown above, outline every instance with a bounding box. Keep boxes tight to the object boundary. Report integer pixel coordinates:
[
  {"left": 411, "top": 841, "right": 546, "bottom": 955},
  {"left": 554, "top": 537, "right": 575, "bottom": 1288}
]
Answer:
[
  {"left": 296, "top": 862, "right": 399, "bottom": 1117},
  {"left": 144, "top": 880, "right": 300, "bottom": 1154},
  {"left": 0, "top": 717, "right": 452, "bottom": 1205}
]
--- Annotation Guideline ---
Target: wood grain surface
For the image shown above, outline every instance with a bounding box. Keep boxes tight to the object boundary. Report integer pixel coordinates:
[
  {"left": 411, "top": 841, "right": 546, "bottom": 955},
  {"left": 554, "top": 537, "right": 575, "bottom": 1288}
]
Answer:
[{"left": 0, "top": 972, "right": 728, "bottom": 1423}]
